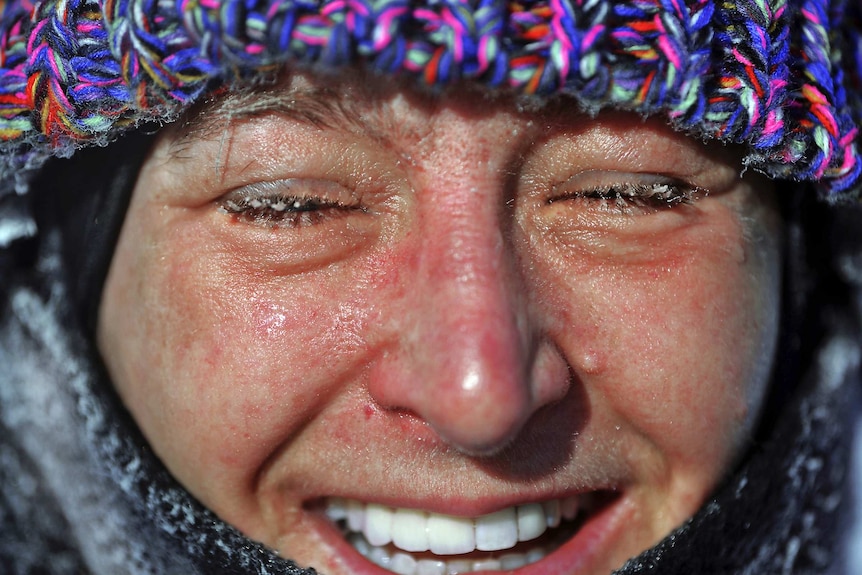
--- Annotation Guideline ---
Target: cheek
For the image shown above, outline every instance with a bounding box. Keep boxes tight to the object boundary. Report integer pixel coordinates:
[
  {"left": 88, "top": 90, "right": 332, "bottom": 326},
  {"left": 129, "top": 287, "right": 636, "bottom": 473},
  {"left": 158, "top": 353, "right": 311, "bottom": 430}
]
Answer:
[
  {"left": 611, "top": 255, "right": 761, "bottom": 442},
  {"left": 104, "top": 216, "right": 382, "bottom": 501},
  {"left": 532, "top": 209, "right": 779, "bottom": 485}
]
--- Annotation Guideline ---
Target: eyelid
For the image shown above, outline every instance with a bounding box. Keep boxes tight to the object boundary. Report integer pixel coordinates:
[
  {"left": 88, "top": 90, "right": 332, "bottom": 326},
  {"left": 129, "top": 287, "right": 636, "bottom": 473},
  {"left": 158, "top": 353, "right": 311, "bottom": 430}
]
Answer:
[
  {"left": 222, "top": 178, "right": 360, "bottom": 205},
  {"left": 158, "top": 109, "right": 404, "bottom": 208},
  {"left": 543, "top": 171, "right": 708, "bottom": 217},
  {"left": 553, "top": 171, "right": 704, "bottom": 197},
  {"left": 554, "top": 170, "right": 679, "bottom": 192}
]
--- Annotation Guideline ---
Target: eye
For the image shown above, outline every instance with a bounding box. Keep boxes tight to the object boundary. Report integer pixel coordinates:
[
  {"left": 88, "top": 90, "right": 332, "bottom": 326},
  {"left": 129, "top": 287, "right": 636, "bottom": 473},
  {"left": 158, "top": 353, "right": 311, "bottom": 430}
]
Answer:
[
  {"left": 218, "top": 179, "right": 364, "bottom": 228},
  {"left": 548, "top": 181, "right": 706, "bottom": 216}
]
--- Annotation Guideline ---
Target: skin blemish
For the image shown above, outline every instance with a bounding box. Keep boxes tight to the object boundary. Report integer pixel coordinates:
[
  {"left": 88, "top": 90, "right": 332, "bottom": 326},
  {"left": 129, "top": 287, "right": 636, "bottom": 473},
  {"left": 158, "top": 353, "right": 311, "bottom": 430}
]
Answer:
[{"left": 579, "top": 349, "right": 605, "bottom": 375}]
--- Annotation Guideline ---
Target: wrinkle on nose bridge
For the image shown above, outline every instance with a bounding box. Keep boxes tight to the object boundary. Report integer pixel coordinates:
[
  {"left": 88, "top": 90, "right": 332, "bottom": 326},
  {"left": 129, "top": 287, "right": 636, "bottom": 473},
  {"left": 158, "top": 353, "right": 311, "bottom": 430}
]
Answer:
[
  {"left": 361, "top": 106, "right": 575, "bottom": 454},
  {"left": 372, "top": 176, "right": 540, "bottom": 452}
]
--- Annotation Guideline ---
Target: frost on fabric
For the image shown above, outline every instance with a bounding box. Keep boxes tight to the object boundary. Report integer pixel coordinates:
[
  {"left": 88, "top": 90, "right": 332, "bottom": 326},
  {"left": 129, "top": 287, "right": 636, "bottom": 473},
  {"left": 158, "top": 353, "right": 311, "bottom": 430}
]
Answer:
[
  {"left": 0, "top": 185, "right": 36, "bottom": 248},
  {"left": 738, "top": 338, "right": 853, "bottom": 575},
  {"left": 0, "top": 288, "right": 173, "bottom": 575},
  {"left": 0, "top": 215, "right": 35, "bottom": 247},
  {"left": 844, "top": 412, "right": 862, "bottom": 575}
]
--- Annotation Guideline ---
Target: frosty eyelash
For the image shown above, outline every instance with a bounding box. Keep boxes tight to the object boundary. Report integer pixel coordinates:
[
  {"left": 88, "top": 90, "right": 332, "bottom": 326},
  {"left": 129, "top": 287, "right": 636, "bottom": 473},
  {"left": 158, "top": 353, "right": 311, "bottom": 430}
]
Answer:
[
  {"left": 549, "top": 182, "right": 706, "bottom": 215},
  {"left": 217, "top": 179, "right": 364, "bottom": 228},
  {"left": 220, "top": 194, "right": 331, "bottom": 214},
  {"left": 218, "top": 193, "right": 361, "bottom": 228}
]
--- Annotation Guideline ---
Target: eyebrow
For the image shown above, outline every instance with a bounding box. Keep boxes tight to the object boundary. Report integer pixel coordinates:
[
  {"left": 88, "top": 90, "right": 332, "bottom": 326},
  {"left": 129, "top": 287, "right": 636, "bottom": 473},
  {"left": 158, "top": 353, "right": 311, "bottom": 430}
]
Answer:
[{"left": 167, "top": 80, "right": 374, "bottom": 156}]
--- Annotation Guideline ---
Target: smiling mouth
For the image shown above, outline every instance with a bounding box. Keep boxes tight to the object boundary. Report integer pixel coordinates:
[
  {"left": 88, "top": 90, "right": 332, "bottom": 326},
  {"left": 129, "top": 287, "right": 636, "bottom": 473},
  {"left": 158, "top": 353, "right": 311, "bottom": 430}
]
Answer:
[{"left": 323, "top": 494, "right": 611, "bottom": 574}]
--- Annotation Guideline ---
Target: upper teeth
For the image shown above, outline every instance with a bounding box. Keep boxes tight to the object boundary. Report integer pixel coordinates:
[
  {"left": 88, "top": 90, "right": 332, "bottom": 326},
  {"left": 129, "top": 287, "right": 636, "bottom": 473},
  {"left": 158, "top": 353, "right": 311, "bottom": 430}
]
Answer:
[{"left": 325, "top": 496, "right": 579, "bottom": 555}]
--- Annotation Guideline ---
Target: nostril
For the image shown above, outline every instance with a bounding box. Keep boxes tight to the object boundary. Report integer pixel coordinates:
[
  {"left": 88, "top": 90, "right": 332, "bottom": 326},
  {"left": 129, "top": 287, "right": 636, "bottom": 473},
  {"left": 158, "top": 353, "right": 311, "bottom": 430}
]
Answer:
[
  {"left": 435, "top": 410, "right": 526, "bottom": 457},
  {"left": 529, "top": 341, "right": 573, "bottom": 407}
]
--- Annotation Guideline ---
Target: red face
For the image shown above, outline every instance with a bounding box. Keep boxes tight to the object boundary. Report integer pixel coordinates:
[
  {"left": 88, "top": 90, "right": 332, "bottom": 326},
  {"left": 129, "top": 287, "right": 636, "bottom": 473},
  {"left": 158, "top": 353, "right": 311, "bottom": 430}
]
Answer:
[{"left": 98, "top": 72, "right": 782, "bottom": 575}]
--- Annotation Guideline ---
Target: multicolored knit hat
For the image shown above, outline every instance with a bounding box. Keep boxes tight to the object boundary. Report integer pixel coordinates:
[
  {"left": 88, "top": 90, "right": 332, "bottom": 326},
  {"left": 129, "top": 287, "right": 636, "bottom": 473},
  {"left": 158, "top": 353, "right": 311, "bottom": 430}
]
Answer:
[{"left": 0, "top": 0, "right": 859, "bottom": 203}]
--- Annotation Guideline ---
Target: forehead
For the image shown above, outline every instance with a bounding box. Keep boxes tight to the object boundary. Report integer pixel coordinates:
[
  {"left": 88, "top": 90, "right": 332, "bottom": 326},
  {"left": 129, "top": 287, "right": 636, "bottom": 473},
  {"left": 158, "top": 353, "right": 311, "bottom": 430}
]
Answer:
[
  {"left": 167, "top": 70, "right": 740, "bottom": 180},
  {"left": 171, "top": 72, "right": 520, "bottom": 155}
]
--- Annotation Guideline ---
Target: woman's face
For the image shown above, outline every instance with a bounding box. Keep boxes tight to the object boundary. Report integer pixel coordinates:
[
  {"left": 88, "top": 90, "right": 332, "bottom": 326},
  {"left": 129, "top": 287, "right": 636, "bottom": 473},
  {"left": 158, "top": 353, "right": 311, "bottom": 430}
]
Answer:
[{"left": 98, "top": 72, "right": 782, "bottom": 575}]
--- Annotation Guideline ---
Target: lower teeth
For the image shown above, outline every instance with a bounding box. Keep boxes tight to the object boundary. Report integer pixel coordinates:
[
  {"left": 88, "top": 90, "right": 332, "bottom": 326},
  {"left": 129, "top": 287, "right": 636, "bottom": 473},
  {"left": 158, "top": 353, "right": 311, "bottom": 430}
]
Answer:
[{"left": 347, "top": 531, "right": 550, "bottom": 574}]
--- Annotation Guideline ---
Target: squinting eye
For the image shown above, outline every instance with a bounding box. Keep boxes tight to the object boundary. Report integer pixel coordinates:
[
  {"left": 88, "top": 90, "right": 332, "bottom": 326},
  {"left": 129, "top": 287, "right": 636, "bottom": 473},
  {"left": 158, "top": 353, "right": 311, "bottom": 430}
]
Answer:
[
  {"left": 218, "top": 179, "right": 364, "bottom": 228},
  {"left": 549, "top": 182, "right": 706, "bottom": 215}
]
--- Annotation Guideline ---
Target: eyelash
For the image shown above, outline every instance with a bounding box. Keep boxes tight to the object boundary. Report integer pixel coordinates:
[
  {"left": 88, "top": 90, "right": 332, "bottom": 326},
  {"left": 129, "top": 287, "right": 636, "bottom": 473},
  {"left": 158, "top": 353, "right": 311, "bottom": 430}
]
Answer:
[
  {"left": 549, "top": 182, "right": 704, "bottom": 215},
  {"left": 219, "top": 179, "right": 699, "bottom": 228},
  {"left": 218, "top": 193, "right": 361, "bottom": 228}
]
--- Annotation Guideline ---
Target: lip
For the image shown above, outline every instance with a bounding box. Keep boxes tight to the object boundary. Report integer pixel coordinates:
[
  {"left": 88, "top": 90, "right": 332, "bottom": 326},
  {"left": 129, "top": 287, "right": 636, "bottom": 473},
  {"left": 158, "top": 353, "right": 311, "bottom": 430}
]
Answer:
[{"left": 304, "top": 491, "right": 632, "bottom": 575}]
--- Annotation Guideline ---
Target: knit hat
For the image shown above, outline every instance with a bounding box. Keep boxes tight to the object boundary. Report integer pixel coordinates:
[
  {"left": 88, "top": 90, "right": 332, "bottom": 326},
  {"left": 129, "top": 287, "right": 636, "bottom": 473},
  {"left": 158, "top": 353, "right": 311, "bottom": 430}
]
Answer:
[{"left": 0, "top": 0, "right": 859, "bottom": 205}]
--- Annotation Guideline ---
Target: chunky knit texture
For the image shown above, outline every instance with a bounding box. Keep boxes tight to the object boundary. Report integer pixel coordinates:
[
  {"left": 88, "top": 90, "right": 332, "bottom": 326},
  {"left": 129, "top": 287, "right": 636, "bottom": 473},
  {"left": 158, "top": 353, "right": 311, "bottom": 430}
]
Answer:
[{"left": 0, "top": 0, "right": 859, "bottom": 198}]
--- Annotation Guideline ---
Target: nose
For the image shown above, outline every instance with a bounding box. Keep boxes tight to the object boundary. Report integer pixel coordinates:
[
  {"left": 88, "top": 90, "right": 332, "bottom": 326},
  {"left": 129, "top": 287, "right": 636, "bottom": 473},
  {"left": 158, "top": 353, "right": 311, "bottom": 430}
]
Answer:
[{"left": 367, "top": 186, "right": 570, "bottom": 456}]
